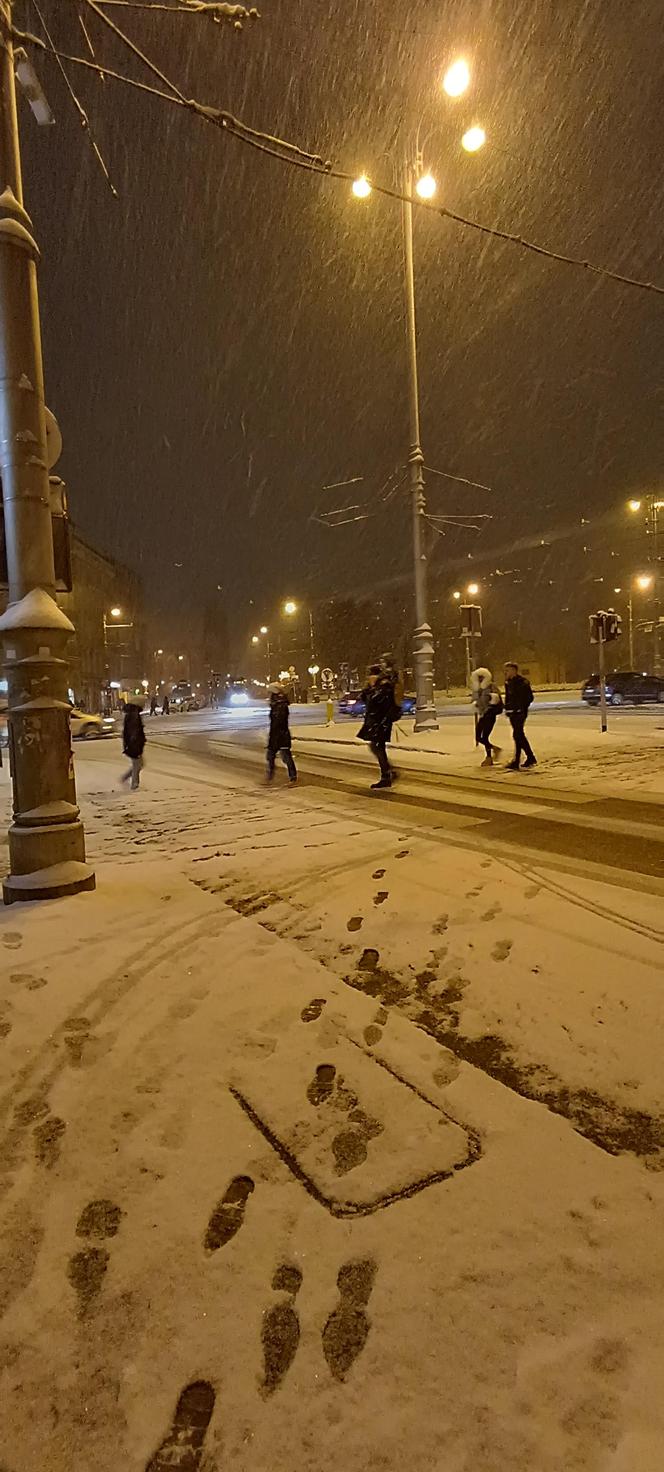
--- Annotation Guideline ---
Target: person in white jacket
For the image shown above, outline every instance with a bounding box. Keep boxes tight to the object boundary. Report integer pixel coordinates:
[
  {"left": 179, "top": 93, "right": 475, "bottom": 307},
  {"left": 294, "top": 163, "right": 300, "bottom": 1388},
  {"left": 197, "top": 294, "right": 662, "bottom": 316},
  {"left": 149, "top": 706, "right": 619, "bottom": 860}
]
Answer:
[{"left": 471, "top": 667, "right": 503, "bottom": 768}]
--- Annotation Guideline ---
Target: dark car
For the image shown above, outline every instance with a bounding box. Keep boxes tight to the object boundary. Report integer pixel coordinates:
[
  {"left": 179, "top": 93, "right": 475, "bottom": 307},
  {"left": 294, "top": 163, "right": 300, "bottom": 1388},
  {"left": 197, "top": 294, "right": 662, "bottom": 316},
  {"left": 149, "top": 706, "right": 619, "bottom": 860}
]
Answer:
[
  {"left": 337, "top": 688, "right": 416, "bottom": 717},
  {"left": 582, "top": 670, "right": 664, "bottom": 706}
]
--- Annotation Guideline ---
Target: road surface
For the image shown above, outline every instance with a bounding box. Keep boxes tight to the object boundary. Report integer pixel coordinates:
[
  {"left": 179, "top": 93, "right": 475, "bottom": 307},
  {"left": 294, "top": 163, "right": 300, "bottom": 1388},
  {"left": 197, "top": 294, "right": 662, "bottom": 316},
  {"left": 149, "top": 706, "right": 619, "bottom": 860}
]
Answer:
[{"left": 143, "top": 704, "right": 664, "bottom": 885}]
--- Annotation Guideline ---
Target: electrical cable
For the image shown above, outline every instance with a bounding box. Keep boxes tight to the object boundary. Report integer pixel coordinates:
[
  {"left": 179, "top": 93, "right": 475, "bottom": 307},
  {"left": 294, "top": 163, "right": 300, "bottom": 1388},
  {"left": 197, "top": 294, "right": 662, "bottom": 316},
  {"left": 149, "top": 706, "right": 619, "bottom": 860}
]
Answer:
[
  {"left": 25, "top": 15, "right": 664, "bottom": 300},
  {"left": 30, "top": 0, "right": 117, "bottom": 192}
]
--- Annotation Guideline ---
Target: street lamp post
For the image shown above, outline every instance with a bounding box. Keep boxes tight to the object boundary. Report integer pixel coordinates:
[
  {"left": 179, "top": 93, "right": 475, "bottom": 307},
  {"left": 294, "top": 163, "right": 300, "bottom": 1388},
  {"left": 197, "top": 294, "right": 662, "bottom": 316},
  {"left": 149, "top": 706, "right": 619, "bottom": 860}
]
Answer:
[
  {"left": 627, "top": 573, "right": 654, "bottom": 666},
  {"left": 401, "top": 146, "right": 437, "bottom": 732},
  {"left": 0, "top": 0, "right": 94, "bottom": 902},
  {"left": 353, "top": 57, "right": 483, "bottom": 733},
  {"left": 628, "top": 497, "right": 663, "bottom": 673}
]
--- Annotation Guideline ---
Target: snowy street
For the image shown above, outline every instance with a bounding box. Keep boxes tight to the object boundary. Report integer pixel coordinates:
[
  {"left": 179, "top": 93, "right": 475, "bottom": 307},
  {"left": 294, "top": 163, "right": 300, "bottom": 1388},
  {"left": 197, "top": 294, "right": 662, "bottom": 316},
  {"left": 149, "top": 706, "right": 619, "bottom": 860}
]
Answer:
[{"left": 1, "top": 739, "right": 664, "bottom": 1471}]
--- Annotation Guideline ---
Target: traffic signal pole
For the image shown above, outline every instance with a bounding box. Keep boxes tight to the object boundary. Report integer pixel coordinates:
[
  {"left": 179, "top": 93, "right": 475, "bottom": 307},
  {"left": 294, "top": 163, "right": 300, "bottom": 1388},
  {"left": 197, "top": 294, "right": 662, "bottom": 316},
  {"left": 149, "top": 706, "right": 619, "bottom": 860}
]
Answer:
[
  {"left": 0, "top": 0, "right": 94, "bottom": 902},
  {"left": 597, "top": 625, "right": 608, "bottom": 734}
]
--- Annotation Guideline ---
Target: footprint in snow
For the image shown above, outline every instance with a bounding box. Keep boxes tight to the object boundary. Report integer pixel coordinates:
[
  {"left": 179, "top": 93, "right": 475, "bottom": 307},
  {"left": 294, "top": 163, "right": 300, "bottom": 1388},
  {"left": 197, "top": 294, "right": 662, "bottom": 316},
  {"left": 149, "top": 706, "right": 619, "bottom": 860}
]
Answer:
[
  {"left": 67, "top": 1198, "right": 122, "bottom": 1317},
  {"left": 481, "top": 904, "right": 501, "bottom": 922},
  {"left": 261, "top": 1263, "right": 303, "bottom": 1397},
  {"left": 300, "top": 998, "right": 326, "bottom": 1023},
  {"left": 372, "top": 869, "right": 386, "bottom": 879},
  {"left": 146, "top": 1380, "right": 216, "bottom": 1472},
  {"left": 373, "top": 891, "right": 389, "bottom": 907},
  {"left": 346, "top": 916, "right": 363, "bottom": 932},
  {"left": 2, "top": 931, "right": 22, "bottom": 950},
  {"left": 10, "top": 971, "right": 48, "bottom": 991},
  {"left": 204, "top": 1175, "right": 254, "bottom": 1253},
  {"left": 322, "top": 1260, "right": 377, "bottom": 1381},
  {"left": 33, "top": 1116, "right": 66, "bottom": 1168},
  {"left": 307, "top": 1063, "right": 336, "bottom": 1106},
  {"left": 492, "top": 940, "right": 513, "bottom": 962}
]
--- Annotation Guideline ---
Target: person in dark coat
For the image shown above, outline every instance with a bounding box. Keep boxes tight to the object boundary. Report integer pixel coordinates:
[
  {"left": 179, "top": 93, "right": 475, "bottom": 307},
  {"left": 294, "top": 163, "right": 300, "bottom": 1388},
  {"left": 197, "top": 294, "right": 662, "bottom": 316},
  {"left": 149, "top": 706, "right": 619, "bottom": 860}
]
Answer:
[
  {"left": 266, "top": 683, "right": 297, "bottom": 783},
  {"left": 504, "top": 662, "right": 536, "bottom": 769},
  {"left": 358, "top": 664, "right": 399, "bottom": 789},
  {"left": 149, "top": 693, "right": 158, "bottom": 716},
  {"left": 162, "top": 693, "right": 170, "bottom": 715},
  {"left": 121, "top": 700, "right": 146, "bottom": 790}
]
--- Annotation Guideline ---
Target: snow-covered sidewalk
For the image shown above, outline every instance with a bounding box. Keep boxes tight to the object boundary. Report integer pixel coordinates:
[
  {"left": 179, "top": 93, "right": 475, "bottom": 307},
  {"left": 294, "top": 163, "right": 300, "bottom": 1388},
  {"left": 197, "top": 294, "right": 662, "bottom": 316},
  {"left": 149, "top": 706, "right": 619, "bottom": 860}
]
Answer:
[
  {"left": 1, "top": 744, "right": 664, "bottom": 1471},
  {"left": 292, "top": 712, "right": 664, "bottom": 799}
]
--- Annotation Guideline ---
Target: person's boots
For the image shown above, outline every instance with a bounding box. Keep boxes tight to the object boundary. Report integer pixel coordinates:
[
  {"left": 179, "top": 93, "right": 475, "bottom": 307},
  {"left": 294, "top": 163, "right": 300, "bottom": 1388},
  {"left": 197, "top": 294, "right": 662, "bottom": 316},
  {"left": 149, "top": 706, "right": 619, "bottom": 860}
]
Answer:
[
  {"left": 480, "top": 755, "right": 493, "bottom": 768},
  {"left": 371, "top": 776, "right": 392, "bottom": 790}
]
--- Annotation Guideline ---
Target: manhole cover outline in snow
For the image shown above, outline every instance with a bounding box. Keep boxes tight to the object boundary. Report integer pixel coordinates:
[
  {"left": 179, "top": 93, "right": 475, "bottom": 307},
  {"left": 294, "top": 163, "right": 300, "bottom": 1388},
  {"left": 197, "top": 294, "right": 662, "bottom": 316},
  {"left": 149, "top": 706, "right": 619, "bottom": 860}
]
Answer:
[{"left": 230, "top": 1042, "right": 480, "bottom": 1220}]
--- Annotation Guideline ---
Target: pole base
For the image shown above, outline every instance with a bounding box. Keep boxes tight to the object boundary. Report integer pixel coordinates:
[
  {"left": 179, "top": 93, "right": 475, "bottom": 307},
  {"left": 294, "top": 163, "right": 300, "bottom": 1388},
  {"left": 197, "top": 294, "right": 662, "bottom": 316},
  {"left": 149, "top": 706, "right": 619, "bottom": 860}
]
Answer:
[
  {"left": 414, "top": 709, "right": 439, "bottom": 733},
  {"left": 3, "top": 860, "right": 96, "bottom": 905}
]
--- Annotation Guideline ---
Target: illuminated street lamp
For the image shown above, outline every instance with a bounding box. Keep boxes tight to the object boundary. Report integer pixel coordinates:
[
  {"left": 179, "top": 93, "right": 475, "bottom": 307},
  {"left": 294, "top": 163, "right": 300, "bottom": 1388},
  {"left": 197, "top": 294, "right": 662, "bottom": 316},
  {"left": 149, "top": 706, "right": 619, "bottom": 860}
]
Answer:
[
  {"left": 415, "top": 172, "right": 437, "bottom": 200},
  {"left": 260, "top": 625, "right": 268, "bottom": 635},
  {"left": 628, "top": 572, "right": 654, "bottom": 666},
  {"left": 352, "top": 56, "right": 486, "bottom": 731},
  {"left": 352, "top": 174, "right": 372, "bottom": 199},
  {"left": 467, "top": 581, "right": 480, "bottom": 597},
  {"left": 442, "top": 58, "right": 470, "bottom": 97},
  {"left": 251, "top": 635, "right": 260, "bottom": 646},
  {"left": 461, "top": 125, "right": 486, "bottom": 153},
  {"left": 452, "top": 590, "right": 461, "bottom": 601},
  {"left": 110, "top": 606, "right": 122, "bottom": 619},
  {"left": 283, "top": 599, "right": 298, "bottom": 617},
  {"left": 626, "top": 495, "right": 663, "bottom": 671}
]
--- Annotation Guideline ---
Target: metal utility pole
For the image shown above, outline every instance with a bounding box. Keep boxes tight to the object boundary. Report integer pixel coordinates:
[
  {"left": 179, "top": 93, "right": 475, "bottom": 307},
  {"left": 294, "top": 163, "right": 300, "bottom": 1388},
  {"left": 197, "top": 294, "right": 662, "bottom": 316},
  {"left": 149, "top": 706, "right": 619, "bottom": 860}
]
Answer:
[
  {"left": 628, "top": 592, "right": 634, "bottom": 668},
  {"left": 401, "top": 147, "right": 437, "bottom": 732},
  {"left": 651, "top": 497, "right": 662, "bottom": 675},
  {"left": 597, "top": 625, "right": 608, "bottom": 734},
  {"left": 0, "top": 1, "right": 94, "bottom": 902}
]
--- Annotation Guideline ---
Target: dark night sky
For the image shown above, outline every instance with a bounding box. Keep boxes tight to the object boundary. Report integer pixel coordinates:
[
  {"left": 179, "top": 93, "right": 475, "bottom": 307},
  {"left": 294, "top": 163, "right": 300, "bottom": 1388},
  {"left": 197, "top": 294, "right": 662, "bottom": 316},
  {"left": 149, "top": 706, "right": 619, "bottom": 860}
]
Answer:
[{"left": 19, "top": 0, "right": 664, "bottom": 646}]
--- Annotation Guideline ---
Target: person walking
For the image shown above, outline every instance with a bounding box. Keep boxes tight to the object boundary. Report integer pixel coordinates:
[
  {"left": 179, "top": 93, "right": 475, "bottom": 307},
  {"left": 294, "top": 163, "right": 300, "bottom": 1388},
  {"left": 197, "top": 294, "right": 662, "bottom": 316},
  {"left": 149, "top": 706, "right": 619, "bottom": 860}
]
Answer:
[
  {"left": 121, "top": 699, "right": 146, "bottom": 790},
  {"left": 266, "top": 682, "right": 297, "bottom": 783},
  {"left": 161, "top": 693, "right": 170, "bottom": 715},
  {"left": 471, "top": 667, "right": 503, "bottom": 767},
  {"left": 358, "top": 664, "right": 399, "bottom": 789},
  {"left": 504, "top": 662, "right": 536, "bottom": 769},
  {"left": 149, "top": 692, "right": 158, "bottom": 716}
]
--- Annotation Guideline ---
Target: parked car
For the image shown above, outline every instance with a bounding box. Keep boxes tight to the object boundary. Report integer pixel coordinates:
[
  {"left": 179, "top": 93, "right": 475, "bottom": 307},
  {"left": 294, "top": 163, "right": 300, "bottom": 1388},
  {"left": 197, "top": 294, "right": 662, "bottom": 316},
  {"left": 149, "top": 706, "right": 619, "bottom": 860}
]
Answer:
[
  {"left": 337, "top": 688, "right": 417, "bottom": 717},
  {"left": 0, "top": 705, "right": 115, "bottom": 746},
  {"left": 581, "top": 670, "right": 664, "bottom": 706},
  {"left": 70, "top": 707, "right": 116, "bottom": 739}
]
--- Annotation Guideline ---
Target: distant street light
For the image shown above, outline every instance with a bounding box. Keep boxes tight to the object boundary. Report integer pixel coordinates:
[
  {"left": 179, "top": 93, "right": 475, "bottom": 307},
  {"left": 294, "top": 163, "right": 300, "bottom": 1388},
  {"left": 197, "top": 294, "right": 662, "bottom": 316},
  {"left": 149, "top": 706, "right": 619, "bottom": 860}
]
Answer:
[
  {"left": 352, "top": 174, "right": 372, "bottom": 199},
  {"left": 178, "top": 654, "right": 184, "bottom": 662},
  {"left": 461, "top": 125, "right": 486, "bottom": 152},
  {"left": 252, "top": 635, "right": 260, "bottom": 645},
  {"left": 110, "top": 606, "right": 122, "bottom": 619},
  {"left": 626, "top": 495, "right": 662, "bottom": 671},
  {"left": 260, "top": 625, "right": 268, "bottom": 635},
  {"left": 467, "top": 581, "right": 480, "bottom": 597},
  {"left": 628, "top": 573, "right": 655, "bottom": 665},
  {"left": 283, "top": 599, "right": 298, "bottom": 616},
  {"left": 452, "top": 590, "right": 461, "bottom": 601},
  {"left": 442, "top": 58, "right": 470, "bottom": 97}
]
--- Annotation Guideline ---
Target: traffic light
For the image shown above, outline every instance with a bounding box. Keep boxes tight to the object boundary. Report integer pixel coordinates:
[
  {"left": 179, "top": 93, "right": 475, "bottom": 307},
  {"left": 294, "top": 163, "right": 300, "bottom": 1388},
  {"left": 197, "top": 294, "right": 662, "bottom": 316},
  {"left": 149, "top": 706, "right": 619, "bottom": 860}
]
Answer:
[
  {"left": 604, "top": 609, "right": 622, "bottom": 642},
  {"left": 589, "top": 609, "right": 623, "bottom": 644},
  {"left": 460, "top": 604, "right": 482, "bottom": 638}
]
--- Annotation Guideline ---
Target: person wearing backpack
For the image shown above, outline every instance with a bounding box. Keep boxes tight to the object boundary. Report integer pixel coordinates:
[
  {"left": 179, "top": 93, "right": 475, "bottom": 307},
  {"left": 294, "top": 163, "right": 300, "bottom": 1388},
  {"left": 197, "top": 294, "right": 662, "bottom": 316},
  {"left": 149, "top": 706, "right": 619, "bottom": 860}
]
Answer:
[
  {"left": 504, "top": 662, "right": 536, "bottom": 769},
  {"left": 471, "top": 667, "right": 503, "bottom": 767}
]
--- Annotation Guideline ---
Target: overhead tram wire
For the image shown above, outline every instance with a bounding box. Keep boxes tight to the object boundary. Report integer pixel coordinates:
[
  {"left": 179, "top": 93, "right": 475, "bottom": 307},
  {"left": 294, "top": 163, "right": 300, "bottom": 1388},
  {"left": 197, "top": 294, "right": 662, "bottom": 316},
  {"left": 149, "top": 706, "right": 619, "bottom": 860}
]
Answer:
[{"left": 21, "top": 11, "right": 664, "bottom": 301}]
